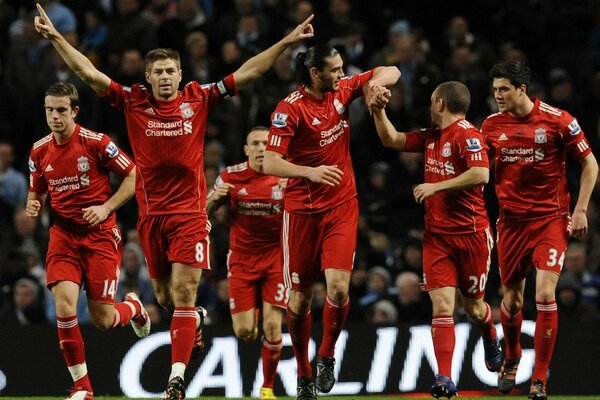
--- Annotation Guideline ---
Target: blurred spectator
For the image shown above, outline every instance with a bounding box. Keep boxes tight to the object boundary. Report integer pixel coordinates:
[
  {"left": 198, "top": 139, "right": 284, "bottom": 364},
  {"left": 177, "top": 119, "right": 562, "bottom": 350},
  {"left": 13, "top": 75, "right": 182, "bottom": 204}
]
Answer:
[
  {"left": 0, "top": 141, "right": 28, "bottom": 227},
  {"left": 80, "top": 7, "right": 108, "bottom": 66},
  {"left": 563, "top": 241, "right": 600, "bottom": 309},
  {"left": 359, "top": 161, "right": 391, "bottom": 233},
  {"left": 115, "top": 48, "right": 146, "bottom": 86},
  {"left": 391, "top": 271, "right": 431, "bottom": 324},
  {"left": 157, "top": 0, "right": 211, "bottom": 55},
  {"left": 236, "top": 13, "right": 268, "bottom": 55},
  {"left": 358, "top": 266, "right": 392, "bottom": 310},
  {"left": 556, "top": 272, "right": 600, "bottom": 322},
  {"left": 440, "top": 16, "right": 495, "bottom": 70},
  {"left": 143, "top": 0, "right": 177, "bottom": 24},
  {"left": 250, "top": 50, "right": 295, "bottom": 126},
  {"left": 117, "top": 242, "right": 153, "bottom": 304},
  {"left": 103, "top": 0, "right": 157, "bottom": 71},
  {"left": 183, "top": 31, "right": 217, "bottom": 84},
  {"left": 144, "top": 301, "right": 166, "bottom": 326},
  {"left": 442, "top": 45, "right": 489, "bottom": 122},
  {"left": 370, "top": 31, "right": 441, "bottom": 127},
  {"left": 0, "top": 277, "right": 47, "bottom": 325},
  {"left": 369, "top": 299, "right": 398, "bottom": 325}
]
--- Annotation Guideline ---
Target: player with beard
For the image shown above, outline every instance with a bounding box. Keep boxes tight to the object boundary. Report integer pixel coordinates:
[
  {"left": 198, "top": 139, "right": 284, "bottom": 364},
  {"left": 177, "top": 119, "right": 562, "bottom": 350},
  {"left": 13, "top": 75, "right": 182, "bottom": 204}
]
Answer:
[{"left": 264, "top": 45, "right": 400, "bottom": 399}]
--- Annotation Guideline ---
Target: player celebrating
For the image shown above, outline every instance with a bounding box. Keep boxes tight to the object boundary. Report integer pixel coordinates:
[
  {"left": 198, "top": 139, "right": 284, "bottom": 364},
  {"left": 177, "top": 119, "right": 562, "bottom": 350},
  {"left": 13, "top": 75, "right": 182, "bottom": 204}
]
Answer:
[
  {"left": 372, "top": 81, "right": 501, "bottom": 399},
  {"left": 34, "top": 4, "right": 314, "bottom": 399},
  {"left": 27, "top": 82, "right": 146, "bottom": 400},
  {"left": 482, "top": 61, "right": 598, "bottom": 400},
  {"left": 263, "top": 45, "right": 400, "bottom": 399},
  {"left": 207, "top": 126, "right": 286, "bottom": 400}
]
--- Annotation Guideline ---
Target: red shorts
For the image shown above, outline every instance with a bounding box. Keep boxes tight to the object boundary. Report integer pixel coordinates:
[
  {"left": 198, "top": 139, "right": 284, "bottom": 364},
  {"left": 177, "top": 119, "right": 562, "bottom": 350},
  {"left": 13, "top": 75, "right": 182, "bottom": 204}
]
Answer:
[
  {"left": 497, "top": 215, "right": 569, "bottom": 286},
  {"left": 226, "top": 246, "right": 287, "bottom": 313},
  {"left": 423, "top": 227, "right": 494, "bottom": 299},
  {"left": 138, "top": 213, "right": 211, "bottom": 280},
  {"left": 282, "top": 198, "right": 357, "bottom": 290},
  {"left": 46, "top": 225, "right": 123, "bottom": 303}
]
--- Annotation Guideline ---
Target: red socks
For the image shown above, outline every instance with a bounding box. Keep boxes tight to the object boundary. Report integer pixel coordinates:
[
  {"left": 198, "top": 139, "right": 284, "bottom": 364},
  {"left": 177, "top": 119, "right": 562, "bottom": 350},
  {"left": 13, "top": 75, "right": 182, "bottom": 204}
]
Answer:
[
  {"left": 57, "top": 316, "right": 91, "bottom": 391},
  {"left": 478, "top": 302, "right": 498, "bottom": 342},
  {"left": 500, "top": 302, "right": 523, "bottom": 360},
  {"left": 286, "top": 309, "right": 313, "bottom": 378},
  {"left": 171, "top": 307, "right": 197, "bottom": 364},
  {"left": 261, "top": 338, "right": 282, "bottom": 388},
  {"left": 111, "top": 300, "right": 141, "bottom": 328},
  {"left": 532, "top": 301, "right": 558, "bottom": 383},
  {"left": 318, "top": 296, "right": 349, "bottom": 358},
  {"left": 431, "top": 315, "right": 455, "bottom": 377}
]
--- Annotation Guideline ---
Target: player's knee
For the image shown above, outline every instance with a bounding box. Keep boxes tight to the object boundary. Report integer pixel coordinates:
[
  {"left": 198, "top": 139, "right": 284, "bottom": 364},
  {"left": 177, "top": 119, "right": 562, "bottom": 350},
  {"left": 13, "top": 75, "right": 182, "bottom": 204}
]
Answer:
[
  {"left": 263, "top": 318, "right": 280, "bottom": 339},
  {"left": 234, "top": 326, "right": 253, "bottom": 341},
  {"left": 172, "top": 283, "right": 196, "bottom": 306},
  {"left": 90, "top": 313, "right": 113, "bottom": 330},
  {"left": 327, "top": 285, "right": 349, "bottom": 304},
  {"left": 535, "top": 289, "right": 556, "bottom": 304}
]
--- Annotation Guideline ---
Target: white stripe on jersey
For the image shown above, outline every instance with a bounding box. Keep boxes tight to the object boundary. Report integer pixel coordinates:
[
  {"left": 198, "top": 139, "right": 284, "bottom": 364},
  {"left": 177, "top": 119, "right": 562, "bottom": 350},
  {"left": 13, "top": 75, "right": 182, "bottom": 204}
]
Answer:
[
  {"left": 577, "top": 140, "right": 589, "bottom": 153},
  {"left": 33, "top": 134, "right": 53, "bottom": 149},
  {"left": 282, "top": 211, "right": 291, "bottom": 289},
  {"left": 270, "top": 135, "right": 282, "bottom": 147},
  {"left": 284, "top": 91, "right": 303, "bottom": 104},
  {"left": 539, "top": 102, "right": 562, "bottom": 116},
  {"left": 115, "top": 154, "right": 130, "bottom": 169},
  {"left": 457, "top": 120, "right": 474, "bottom": 129},
  {"left": 79, "top": 128, "right": 103, "bottom": 141},
  {"left": 470, "top": 152, "right": 483, "bottom": 161}
]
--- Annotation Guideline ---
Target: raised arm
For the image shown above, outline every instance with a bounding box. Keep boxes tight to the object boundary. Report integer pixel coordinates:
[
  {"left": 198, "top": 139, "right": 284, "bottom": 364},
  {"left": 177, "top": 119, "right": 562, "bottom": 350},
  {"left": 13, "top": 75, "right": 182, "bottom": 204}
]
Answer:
[
  {"left": 363, "top": 67, "right": 401, "bottom": 113},
  {"left": 233, "top": 15, "right": 314, "bottom": 89},
  {"left": 263, "top": 151, "right": 343, "bottom": 187},
  {"left": 372, "top": 108, "right": 407, "bottom": 150},
  {"left": 34, "top": 3, "right": 110, "bottom": 95},
  {"left": 571, "top": 152, "right": 599, "bottom": 238},
  {"left": 82, "top": 167, "right": 136, "bottom": 226}
]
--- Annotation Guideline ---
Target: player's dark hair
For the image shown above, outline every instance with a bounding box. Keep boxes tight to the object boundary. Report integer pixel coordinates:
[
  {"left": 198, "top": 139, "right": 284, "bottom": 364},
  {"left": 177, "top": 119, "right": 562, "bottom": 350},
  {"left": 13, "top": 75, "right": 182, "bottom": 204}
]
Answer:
[
  {"left": 246, "top": 125, "right": 269, "bottom": 142},
  {"left": 489, "top": 61, "right": 531, "bottom": 90},
  {"left": 295, "top": 45, "right": 339, "bottom": 86},
  {"left": 436, "top": 81, "right": 470, "bottom": 115},
  {"left": 45, "top": 82, "right": 80, "bottom": 108},
  {"left": 145, "top": 48, "right": 181, "bottom": 70}
]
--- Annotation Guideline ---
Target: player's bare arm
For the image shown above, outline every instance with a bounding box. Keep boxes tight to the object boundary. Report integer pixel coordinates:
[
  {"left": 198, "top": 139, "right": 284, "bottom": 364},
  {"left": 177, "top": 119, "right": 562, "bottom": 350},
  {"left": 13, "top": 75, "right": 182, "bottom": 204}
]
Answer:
[
  {"left": 82, "top": 167, "right": 136, "bottom": 226},
  {"left": 25, "top": 192, "right": 46, "bottom": 218},
  {"left": 363, "top": 67, "right": 401, "bottom": 114},
  {"left": 233, "top": 15, "right": 314, "bottom": 89},
  {"left": 263, "top": 151, "right": 343, "bottom": 186},
  {"left": 206, "top": 182, "right": 234, "bottom": 215},
  {"left": 34, "top": 3, "right": 111, "bottom": 95},
  {"left": 372, "top": 107, "right": 407, "bottom": 150},
  {"left": 571, "top": 152, "right": 599, "bottom": 238},
  {"left": 413, "top": 166, "right": 488, "bottom": 204}
]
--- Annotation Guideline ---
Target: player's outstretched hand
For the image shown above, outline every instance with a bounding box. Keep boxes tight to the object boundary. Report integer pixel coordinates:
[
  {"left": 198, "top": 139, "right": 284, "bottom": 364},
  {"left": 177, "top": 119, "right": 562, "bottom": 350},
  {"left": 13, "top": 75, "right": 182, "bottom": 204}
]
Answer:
[
  {"left": 82, "top": 204, "right": 111, "bottom": 226},
  {"left": 283, "top": 14, "right": 315, "bottom": 45},
  {"left": 34, "top": 3, "right": 59, "bottom": 40},
  {"left": 26, "top": 200, "right": 41, "bottom": 218},
  {"left": 307, "top": 165, "right": 343, "bottom": 186}
]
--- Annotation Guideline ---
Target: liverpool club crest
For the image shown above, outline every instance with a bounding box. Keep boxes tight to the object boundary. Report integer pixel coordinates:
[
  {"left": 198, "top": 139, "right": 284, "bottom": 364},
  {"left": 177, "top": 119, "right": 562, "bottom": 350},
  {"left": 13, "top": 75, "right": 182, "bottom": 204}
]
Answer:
[
  {"left": 77, "top": 156, "right": 89, "bottom": 172},
  {"left": 180, "top": 102, "right": 194, "bottom": 118},
  {"left": 535, "top": 128, "right": 547, "bottom": 143}
]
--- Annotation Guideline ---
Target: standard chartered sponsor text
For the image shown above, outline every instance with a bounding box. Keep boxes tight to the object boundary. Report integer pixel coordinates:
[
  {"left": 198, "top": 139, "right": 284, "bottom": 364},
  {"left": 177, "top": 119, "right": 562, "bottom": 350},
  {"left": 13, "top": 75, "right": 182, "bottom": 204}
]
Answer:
[
  {"left": 146, "top": 120, "right": 188, "bottom": 136},
  {"left": 319, "top": 120, "right": 347, "bottom": 146},
  {"left": 501, "top": 147, "right": 534, "bottom": 162}
]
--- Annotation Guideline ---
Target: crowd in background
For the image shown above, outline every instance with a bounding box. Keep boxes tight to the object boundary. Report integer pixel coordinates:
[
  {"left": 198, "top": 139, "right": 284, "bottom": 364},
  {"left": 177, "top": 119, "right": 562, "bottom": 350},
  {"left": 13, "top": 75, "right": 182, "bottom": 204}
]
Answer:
[{"left": 2, "top": 0, "right": 600, "bottom": 328}]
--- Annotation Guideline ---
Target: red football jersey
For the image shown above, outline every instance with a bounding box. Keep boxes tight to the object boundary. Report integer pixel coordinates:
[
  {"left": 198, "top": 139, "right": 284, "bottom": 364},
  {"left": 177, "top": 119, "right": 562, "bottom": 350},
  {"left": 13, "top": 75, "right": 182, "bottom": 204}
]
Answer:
[
  {"left": 101, "top": 76, "right": 236, "bottom": 215},
  {"left": 266, "top": 70, "right": 374, "bottom": 214},
  {"left": 29, "top": 125, "right": 134, "bottom": 231},
  {"left": 404, "top": 119, "right": 490, "bottom": 234},
  {"left": 215, "top": 161, "right": 283, "bottom": 252},
  {"left": 482, "top": 98, "right": 592, "bottom": 220}
]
